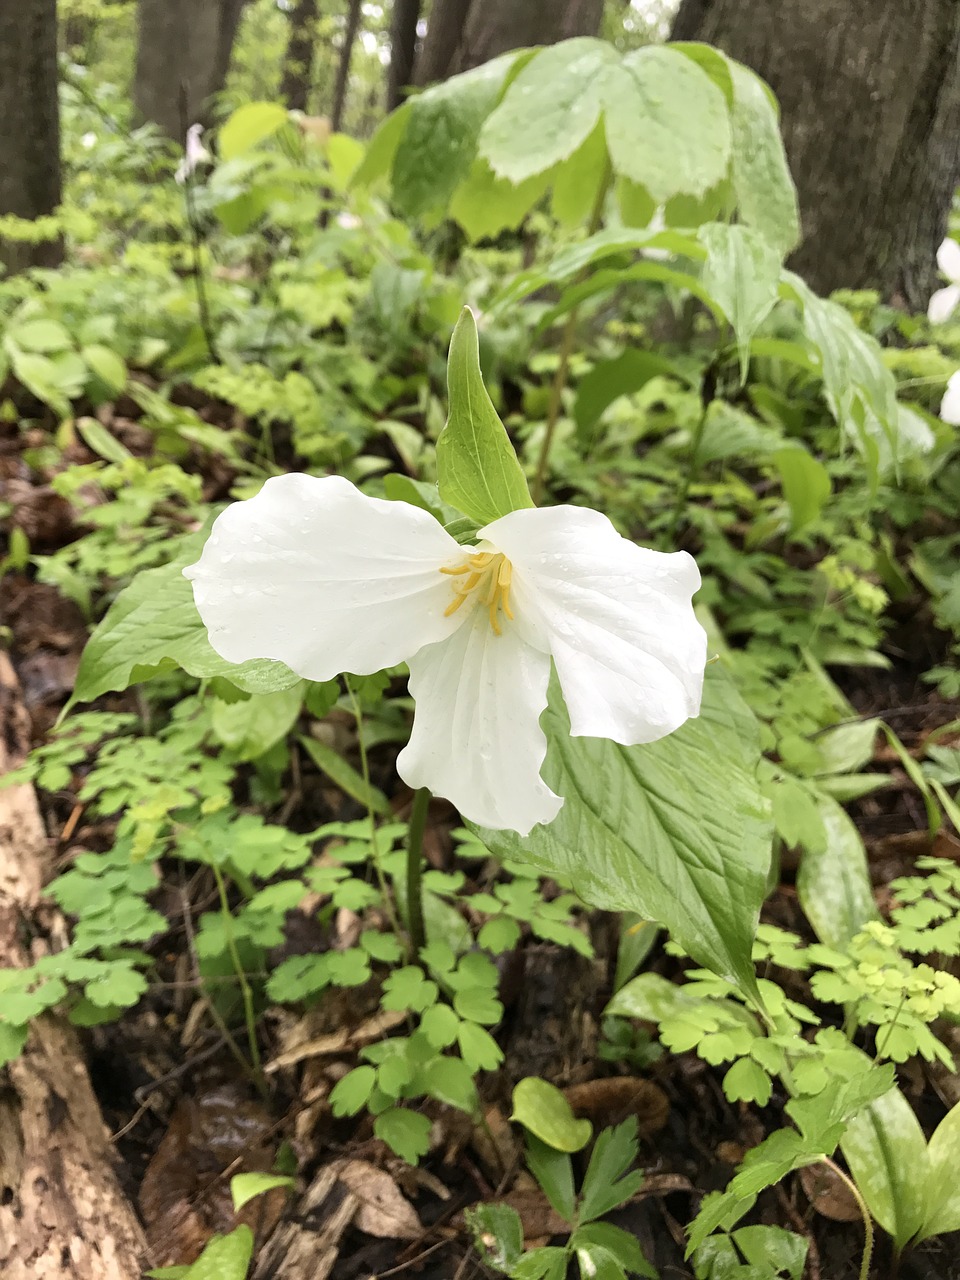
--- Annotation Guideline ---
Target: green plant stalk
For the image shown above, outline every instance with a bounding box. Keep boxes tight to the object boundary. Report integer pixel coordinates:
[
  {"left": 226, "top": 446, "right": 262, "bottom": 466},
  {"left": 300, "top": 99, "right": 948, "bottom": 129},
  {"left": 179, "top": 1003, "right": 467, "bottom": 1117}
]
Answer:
[
  {"left": 211, "top": 864, "right": 266, "bottom": 1096},
  {"left": 406, "top": 788, "right": 430, "bottom": 956},
  {"left": 665, "top": 396, "right": 710, "bottom": 547},
  {"left": 822, "top": 1157, "right": 874, "bottom": 1280},
  {"left": 531, "top": 160, "right": 613, "bottom": 505}
]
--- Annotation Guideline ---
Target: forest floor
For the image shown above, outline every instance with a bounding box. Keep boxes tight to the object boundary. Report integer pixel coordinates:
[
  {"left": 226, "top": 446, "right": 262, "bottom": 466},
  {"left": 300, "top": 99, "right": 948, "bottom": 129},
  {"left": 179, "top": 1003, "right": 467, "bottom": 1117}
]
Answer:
[{"left": 3, "top": 399, "right": 960, "bottom": 1280}]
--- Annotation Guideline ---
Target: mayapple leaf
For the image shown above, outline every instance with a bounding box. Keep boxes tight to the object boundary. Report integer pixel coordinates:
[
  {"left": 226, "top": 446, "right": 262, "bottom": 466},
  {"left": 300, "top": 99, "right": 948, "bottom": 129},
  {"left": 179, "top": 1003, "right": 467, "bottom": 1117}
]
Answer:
[
  {"left": 477, "top": 668, "right": 771, "bottom": 1002},
  {"left": 436, "top": 307, "right": 533, "bottom": 526}
]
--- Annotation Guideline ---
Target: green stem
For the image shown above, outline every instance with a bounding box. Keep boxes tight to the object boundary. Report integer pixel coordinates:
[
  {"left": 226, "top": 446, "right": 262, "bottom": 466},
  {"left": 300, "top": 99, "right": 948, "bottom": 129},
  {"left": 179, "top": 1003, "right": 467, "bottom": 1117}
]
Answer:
[
  {"left": 211, "top": 864, "right": 267, "bottom": 1097},
  {"left": 530, "top": 160, "right": 613, "bottom": 506},
  {"left": 665, "top": 396, "right": 710, "bottom": 547},
  {"left": 822, "top": 1157, "right": 874, "bottom": 1280},
  {"left": 406, "top": 788, "right": 430, "bottom": 957}
]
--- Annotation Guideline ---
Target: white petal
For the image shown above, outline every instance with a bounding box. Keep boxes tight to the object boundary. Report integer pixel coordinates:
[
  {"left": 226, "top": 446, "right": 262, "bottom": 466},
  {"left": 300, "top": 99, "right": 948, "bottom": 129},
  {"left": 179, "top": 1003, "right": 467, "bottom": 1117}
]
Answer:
[
  {"left": 941, "top": 371, "right": 960, "bottom": 424},
  {"left": 482, "top": 506, "right": 707, "bottom": 745},
  {"left": 928, "top": 284, "right": 960, "bottom": 324},
  {"left": 184, "top": 474, "right": 464, "bottom": 680},
  {"left": 938, "top": 237, "right": 960, "bottom": 284},
  {"left": 398, "top": 610, "right": 560, "bottom": 835}
]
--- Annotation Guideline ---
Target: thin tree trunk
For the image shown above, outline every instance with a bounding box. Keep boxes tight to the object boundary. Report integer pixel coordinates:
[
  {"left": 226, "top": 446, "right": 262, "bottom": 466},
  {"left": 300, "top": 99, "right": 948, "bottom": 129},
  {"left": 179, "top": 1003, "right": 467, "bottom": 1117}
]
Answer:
[
  {"left": 416, "top": 0, "right": 603, "bottom": 83},
  {"left": 134, "top": 0, "right": 248, "bottom": 140},
  {"left": 0, "top": 0, "right": 62, "bottom": 274},
  {"left": 281, "top": 0, "right": 319, "bottom": 111},
  {"left": 330, "top": 0, "right": 363, "bottom": 132},
  {"left": 388, "top": 0, "right": 421, "bottom": 109},
  {"left": 671, "top": 0, "right": 960, "bottom": 307}
]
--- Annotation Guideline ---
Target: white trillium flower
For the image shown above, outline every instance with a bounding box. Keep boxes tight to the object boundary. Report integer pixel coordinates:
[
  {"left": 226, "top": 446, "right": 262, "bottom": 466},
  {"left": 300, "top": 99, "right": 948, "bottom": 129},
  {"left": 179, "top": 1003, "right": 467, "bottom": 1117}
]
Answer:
[
  {"left": 184, "top": 475, "right": 707, "bottom": 835},
  {"left": 941, "top": 370, "right": 960, "bottom": 424},
  {"left": 175, "top": 123, "right": 211, "bottom": 185},
  {"left": 928, "top": 238, "right": 960, "bottom": 324}
]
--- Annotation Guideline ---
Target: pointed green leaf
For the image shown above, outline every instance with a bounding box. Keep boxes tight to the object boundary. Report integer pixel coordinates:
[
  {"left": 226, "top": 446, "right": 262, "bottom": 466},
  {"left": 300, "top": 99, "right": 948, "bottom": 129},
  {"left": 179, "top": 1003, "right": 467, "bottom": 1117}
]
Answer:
[
  {"left": 922, "top": 1100, "right": 960, "bottom": 1239},
  {"left": 699, "top": 222, "right": 781, "bottom": 379},
  {"left": 182, "top": 1226, "right": 253, "bottom": 1280},
  {"left": 796, "top": 795, "right": 878, "bottom": 948},
  {"left": 841, "top": 1084, "right": 928, "bottom": 1250},
  {"left": 772, "top": 447, "right": 832, "bottom": 533},
  {"left": 727, "top": 61, "right": 800, "bottom": 254},
  {"left": 436, "top": 307, "right": 532, "bottom": 525}
]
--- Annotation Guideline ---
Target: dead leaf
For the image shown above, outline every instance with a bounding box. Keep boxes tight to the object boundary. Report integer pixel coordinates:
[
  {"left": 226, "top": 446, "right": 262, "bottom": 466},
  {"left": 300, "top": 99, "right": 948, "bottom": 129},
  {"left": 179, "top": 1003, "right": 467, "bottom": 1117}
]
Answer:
[
  {"left": 800, "top": 1163, "right": 862, "bottom": 1221},
  {"left": 564, "top": 1077, "right": 670, "bottom": 1138},
  {"left": 501, "top": 1187, "right": 569, "bottom": 1239},
  {"left": 266, "top": 1007, "right": 406, "bottom": 1072},
  {"left": 332, "top": 1159, "right": 421, "bottom": 1239}
]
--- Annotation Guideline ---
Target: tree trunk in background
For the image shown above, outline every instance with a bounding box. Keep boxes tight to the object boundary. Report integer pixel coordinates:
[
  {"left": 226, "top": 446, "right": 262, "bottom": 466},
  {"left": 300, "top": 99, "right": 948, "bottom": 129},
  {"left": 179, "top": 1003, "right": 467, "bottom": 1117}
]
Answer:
[
  {"left": 387, "top": 0, "right": 421, "bottom": 109},
  {"left": 281, "top": 0, "right": 319, "bottom": 111},
  {"left": 0, "top": 0, "right": 62, "bottom": 275},
  {"left": 416, "top": 0, "right": 603, "bottom": 83},
  {"left": 671, "top": 0, "right": 960, "bottom": 308},
  {"left": 134, "top": 0, "right": 248, "bottom": 140},
  {"left": 330, "top": 0, "right": 363, "bottom": 131}
]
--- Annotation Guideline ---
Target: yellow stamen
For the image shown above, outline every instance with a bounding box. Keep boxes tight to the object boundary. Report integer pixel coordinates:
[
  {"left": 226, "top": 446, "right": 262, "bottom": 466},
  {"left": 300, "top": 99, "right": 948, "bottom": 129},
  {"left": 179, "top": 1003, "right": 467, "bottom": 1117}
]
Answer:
[{"left": 440, "top": 550, "right": 515, "bottom": 634}]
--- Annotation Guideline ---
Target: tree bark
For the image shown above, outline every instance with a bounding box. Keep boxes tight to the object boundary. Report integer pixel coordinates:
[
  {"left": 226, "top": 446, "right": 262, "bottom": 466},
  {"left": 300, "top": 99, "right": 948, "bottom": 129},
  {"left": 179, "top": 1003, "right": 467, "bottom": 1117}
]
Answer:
[
  {"left": 280, "top": 0, "right": 320, "bottom": 112},
  {"left": 416, "top": 0, "right": 604, "bottom": 83},
  {"left": 133, "top": 0, "right": 248, "bottom": 140},
  {"left": 670, "top": 0, "right": 960, "bottom": 308},
  {"left": 330, "top": 0, "right": 363, "bottom": 132},
  {"left": 0, "top": 0, "right": 62, "bottom": 274},
  {"left": 387, "top": 0, "right": 421, "bottom": 109}
]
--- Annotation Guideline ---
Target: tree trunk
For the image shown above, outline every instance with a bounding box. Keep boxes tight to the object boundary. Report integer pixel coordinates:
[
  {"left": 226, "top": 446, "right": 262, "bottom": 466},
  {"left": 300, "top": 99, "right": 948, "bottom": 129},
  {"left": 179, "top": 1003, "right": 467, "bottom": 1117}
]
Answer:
[
  {"left": 134, "top": 0, "right": 248, "bottom": 140},
  {"left": 416, "top": 0, "right": 604, "bottom": 83},
  {"left": 330, "top": 0, "right": 363, "bottom": 132},
  {"left": 387, "top": 0, "right": 421, "bottom": 110},
  {"left": 670, "top": 0, "right": 960, "bottom": 308},
  {"left": 0, "top": 0, "right": 62, "bottom": 275},
  {"left": 280, "top": 0, "right": 319, "bottom": 112}
]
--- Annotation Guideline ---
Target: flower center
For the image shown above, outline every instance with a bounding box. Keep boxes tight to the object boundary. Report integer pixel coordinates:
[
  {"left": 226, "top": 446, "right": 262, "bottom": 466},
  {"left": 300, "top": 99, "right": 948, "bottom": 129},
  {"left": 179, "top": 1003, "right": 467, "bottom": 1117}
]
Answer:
[{"left": 440, "top": 551, "right": 514, "bottom": 635}]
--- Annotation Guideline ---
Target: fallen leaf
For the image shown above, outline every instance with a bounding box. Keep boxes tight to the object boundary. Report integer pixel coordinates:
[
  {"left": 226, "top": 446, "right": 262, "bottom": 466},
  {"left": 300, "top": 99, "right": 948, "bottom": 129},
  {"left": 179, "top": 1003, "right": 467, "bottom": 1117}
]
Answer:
[{"left": 333, "top": 1159, "right": 421, "bottom": 1239}]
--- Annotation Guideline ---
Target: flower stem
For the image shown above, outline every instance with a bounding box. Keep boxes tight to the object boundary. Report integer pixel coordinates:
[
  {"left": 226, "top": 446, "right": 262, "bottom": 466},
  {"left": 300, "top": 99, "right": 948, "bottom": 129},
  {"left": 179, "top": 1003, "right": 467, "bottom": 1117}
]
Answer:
[
  {"left": 821, "top": 1157, "right": 874, "bottom": 1280},
  {"left": 406, "top": 788, "right": 430, "bottom": 957},
  {"left": 530, "top": 160, "right": 613, "bottom": 506},
  {"left": 211, "top": 864, "right": 267, "bottom": 1097}
]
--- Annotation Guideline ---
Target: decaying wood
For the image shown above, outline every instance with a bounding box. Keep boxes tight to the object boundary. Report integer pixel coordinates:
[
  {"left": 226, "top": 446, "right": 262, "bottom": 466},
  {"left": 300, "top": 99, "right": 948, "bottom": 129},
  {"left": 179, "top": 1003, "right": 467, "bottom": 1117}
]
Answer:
[{"left": 0, "top": 651, "right": 148, "bottom": 1279}]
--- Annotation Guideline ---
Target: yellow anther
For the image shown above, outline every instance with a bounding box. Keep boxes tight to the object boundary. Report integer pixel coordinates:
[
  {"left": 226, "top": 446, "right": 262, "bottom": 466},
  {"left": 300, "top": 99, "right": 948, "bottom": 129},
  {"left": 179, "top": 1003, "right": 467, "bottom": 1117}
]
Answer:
[{"left": 440, "top": 550, "right": 514, "bottom": 634}]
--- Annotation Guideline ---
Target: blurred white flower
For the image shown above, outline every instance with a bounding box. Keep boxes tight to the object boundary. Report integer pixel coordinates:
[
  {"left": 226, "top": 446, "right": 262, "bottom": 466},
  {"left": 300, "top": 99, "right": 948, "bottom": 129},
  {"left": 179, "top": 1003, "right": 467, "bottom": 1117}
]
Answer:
[
  {"left": 928, "top": 238, "right": 960, "bottom": 324},
  {"left": 336, "top": 212, "right": 361, "bottom": 230},
  {"left": 81, "top": 131, "right": 97, "bottom": 149},
  {"left": 940, "top": 370, "right": 960, "bottom": 424},
  {"left": 184, "top": 474, "right": 706, "bottom": 834},
  {"left": 175, "top": 124, "right": 210, "bottom": 185}
]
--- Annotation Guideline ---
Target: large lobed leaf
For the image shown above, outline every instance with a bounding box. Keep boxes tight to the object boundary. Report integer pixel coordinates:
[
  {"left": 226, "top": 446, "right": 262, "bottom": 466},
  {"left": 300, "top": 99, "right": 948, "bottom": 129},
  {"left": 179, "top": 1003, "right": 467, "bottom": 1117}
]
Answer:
[{"left": 476, "top": 668, "right": 771, "bottom": 1000}]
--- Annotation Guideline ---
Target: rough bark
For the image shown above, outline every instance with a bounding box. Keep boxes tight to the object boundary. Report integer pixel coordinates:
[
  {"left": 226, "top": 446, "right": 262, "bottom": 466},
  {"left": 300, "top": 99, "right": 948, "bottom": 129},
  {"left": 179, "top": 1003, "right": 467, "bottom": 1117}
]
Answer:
[
  {"left": 133, "top": 0, "right": 248, "bottom": 140},
  {"left": 330, "top": 0, "right": 364, "bottom": 131},
  {"left": 416, "top": 0, "right": 604, "bottom": 83},
  {"left": 0, "top": 0, "right": 62, "bottom": 274},
  {"left": 387, "top": 0, "right": 421, "bottom": 109},
  {"left": 281, "top": 0, "right": 320, "bottom": 112},
  {"left": 670, "top": 0, "right": 960, "bottom": 307},
  {"left": 0, "top": 653, "right": 149, "bottom": 1279}
]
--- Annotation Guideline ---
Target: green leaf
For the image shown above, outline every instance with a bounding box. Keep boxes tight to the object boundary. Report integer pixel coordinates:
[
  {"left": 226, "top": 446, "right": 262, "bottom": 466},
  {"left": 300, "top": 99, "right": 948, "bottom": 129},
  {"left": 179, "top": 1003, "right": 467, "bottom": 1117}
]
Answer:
[
  {"left": 795, "top": 795, "right": 878, "bottom": 948},
  {"left": 182, "top": 1226, "right": 253, "bottom": 1280},
  {"left": 329, "top": 1065, "right": 377, "bottom": 1116},
  {"left": 477, "top": 669, "right": 770, "bottom": 1001},
  {"left": 373, "top": 1107, "right": 432, "bottom": 1164},
  {"left": 457, "top": 1020, "right": 503, "bottom": 1071},
  {"left": 299, "top": 736, "right": 389, "bottom": 815},
  {"left": 219, "top": 102, "right": 288, "bottom": 159},
  {"left": 468, "top": 1203, "right": 524, "bottom": 1273},
  {"left": 84, "top": 965, "right": 147, "bottom": 1009},
  {"left": 452, "top": 984, "right": 502, "bottom": 1025},
  {"left": 574, "top": 349, "right": 680, "bottom": 445},
  {"left": 423, "top": 1055, "right": 478, "bottom": 1114},
  {"left": 722, "top": 1058, "right": 772, "bottom": 1107},
  {"left": 772, "top": 447, "right": 832, "bottom": 534},
  {"left": 840, "top": 1083, "right": 928, "bottom": 1250},
  {"left": 211, "top": 685, "right": 303, "bottom": 761},
  {"left": 579, "top": 1119, "right": 643, "bottom": 1223},
  {"left": 732, "top": 1225, "right": 807, "bottom": 1280},
  {"left": 82, "top": 344, "right": 127, "bottom": 395},
  {"left": 436, "top": 307, "right": 532, "bottom": 525},
  {"left": 922, "top": 1099, "right": 960, "bottom": 1239},
  {"left": 352, "top": 101, "right": 411, "bottom": 189},
  {"left": 0, "top": 1021, "right": 29, "bottom": 1068},
  {"left": 525, "top": 1133, "right": 577, "bottom": 1223},
  {"left": 726, "top": 60, "right": 800, "bottom": 254},
  {"left": 699, "top": 223, "right": 781, "bottom": 380},
  {"left": 13, "top": 318, "right": 73, "bottom": 352},
  {"left": 230, "top": 1173, "right": 295, "bottom": 1213},
  {"left": 572, "top": 1223, "right": 656, "bottom": 1278},
  {"left": 70, "top": 540, "right": 301, "bottom": 709},
  {"left": 75, "top": 415, "right": 133, "bottom": 464},
  {"left": 511, "top": 1077, "right": 592, "bottom": 1153},
  {"left": 449, "top": 157, "right": 551, "bottom": 241}
]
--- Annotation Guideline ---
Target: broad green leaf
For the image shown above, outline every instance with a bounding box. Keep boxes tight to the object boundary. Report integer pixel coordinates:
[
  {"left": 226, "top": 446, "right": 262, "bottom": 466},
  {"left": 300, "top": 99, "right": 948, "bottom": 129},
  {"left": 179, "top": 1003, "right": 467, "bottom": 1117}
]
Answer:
[
  {"left": 795, "top": 795, "right": 878, "bottom": 948},
  {"left": 574, "top": 349, "right": 680, "bottom": 444},
  {"left": 841, "top": 1084, "right": 928, "bottom": 1250},
  {"left": 75, "top": 416, "right": 132, "bottom": 464},
  {"left": 182, "top": 1226, "right": 253, "bottom": 1280},
  {"left": 525, "top": 1134, "right": 577, "bottom": 1223},
  {"left": 723, "top": 1058, "right": 773, "bottom": 1107},
  {"left": 300, "top": 737, "right": 390, "bottom": 816},
  {"left": 8, "top": 348, "right": 71, "bottom": 417},
  {"left": 922, "top": 1100, "right": 960, "bottom": 1238},
  {"left": 0, "top": 1022, "right": 29, "bottom": 1068},
  {"left": 373, "top": 1107, "right": 432, "bottom": 1164},
  {"left": 726, "top": 61, "right": 800, "bottom": 254},
  {"left": 772, "top": 447, "right": 831, "bottom": 533},
  {"left": 512, "top": 1077, "right": 592, "bottom": 1153},
  {"left": 449, "top": 157, "right": 550, "bottom": 241},
  {"left": 469, "top": 1203, "right": 524, "bottom": 1273},
  {"left": 82, "top": 344, "right": 127, "bottom": 395},
  {"left": 478, "top": 670, "right": 771, "bottom": 1001},
  {"left": 572, "top": 1222, "right": 656, "bottom": 1278},
  {"left": 230, "top": 1173, "right": 295, "bottom": 1213},
  {"left": 211, "top": 685, "right": 304, "bottom": 761},
  {"left": 551, "top": 120, "right": 608, "bottom": 228},
  {"left": 219, "top": 102, "right": 288, "bottom": 159},
  {"left": 392, "top": 55, "right": 521, "bottom": 218},
  {"left": 351, "top": 101, "right": 411, "bottom": 189},
  {"left": 436, "top": 307, "right": 532, "bottom": 525},
  {"left": 733, "top": 1225, "right": 807, "bottom": 1280},
  {"left": 699, "top": 223, "right": 781, "bottom": 379},
  {"left": 14, "top": 318, "right": 73, "bottom": 352},
  {"left": 70, "top": 541, "right": 301, "bottom": 710}
]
